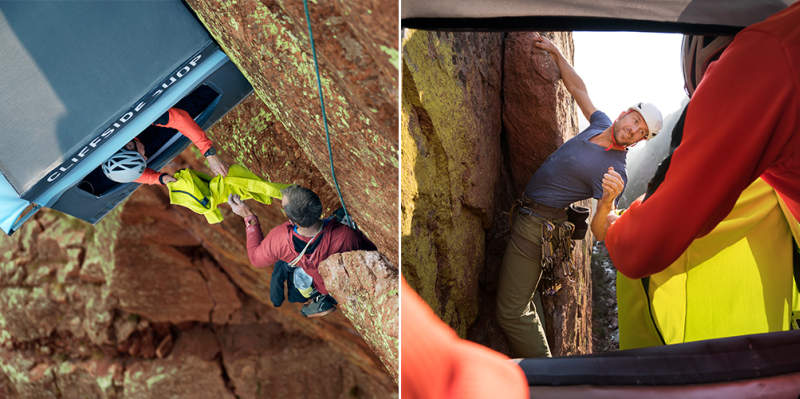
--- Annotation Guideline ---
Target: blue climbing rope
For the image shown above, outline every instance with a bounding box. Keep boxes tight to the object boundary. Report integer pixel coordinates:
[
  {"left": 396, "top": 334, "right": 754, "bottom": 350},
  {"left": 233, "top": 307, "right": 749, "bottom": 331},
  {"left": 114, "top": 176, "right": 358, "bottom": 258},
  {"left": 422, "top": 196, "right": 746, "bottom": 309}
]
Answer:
[{"left": 302, "top": 0, "right": 355, "bottom": 230}]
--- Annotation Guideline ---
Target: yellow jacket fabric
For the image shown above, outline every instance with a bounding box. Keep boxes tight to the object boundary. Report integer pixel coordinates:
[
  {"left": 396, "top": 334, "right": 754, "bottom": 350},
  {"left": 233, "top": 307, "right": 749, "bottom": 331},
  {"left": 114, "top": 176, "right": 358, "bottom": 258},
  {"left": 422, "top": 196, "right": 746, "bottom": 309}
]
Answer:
[
  {"left": 166, "top": 164, "right": 290, "bottom": 224},
  {"left": 618, "top": 178, "right": 800, "bottom": 349}
]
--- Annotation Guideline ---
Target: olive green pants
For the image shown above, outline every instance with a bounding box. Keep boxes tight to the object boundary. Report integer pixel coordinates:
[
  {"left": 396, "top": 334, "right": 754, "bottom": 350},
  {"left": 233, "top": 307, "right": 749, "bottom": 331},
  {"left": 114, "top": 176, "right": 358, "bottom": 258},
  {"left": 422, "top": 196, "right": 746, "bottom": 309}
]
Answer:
[{"left": 496, "top": 209, "right": 556, "bottom": 358}]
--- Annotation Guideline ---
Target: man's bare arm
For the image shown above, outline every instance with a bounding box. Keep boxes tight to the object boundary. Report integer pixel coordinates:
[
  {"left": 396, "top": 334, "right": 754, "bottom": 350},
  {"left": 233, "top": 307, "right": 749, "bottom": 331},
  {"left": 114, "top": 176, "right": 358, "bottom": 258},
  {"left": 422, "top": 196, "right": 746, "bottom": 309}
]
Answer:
[
  {"left": 591, "top": 167, "right": 624, "bottom": 240},
  {"left": 533, "top": 33, "right": 597, "bottom": 121}
]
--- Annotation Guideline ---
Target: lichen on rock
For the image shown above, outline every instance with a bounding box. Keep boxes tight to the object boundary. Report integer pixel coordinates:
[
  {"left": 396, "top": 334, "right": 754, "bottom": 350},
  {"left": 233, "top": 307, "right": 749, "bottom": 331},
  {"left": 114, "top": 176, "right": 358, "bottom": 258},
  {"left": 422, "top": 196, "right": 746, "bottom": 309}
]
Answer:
[
  {"left": 186, "top": 0, "right": 398, "bottom": 266},
  {"left": 319, "top": 251, "right": 399, "bottom": 381},
  {"left": 402, "top": 30, "right": 503, "bottom": 337}
]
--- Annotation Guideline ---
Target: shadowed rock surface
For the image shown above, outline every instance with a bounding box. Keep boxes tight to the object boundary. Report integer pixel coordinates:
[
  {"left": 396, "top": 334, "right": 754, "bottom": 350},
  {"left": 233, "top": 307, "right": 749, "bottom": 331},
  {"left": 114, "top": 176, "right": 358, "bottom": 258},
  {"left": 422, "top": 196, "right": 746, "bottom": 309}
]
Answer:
[
  {"left": 402, "top": 30, "right": 592, "bottom": 357},
  {"left": 0, "top": 1, "right": 398, "bottom": 397}
]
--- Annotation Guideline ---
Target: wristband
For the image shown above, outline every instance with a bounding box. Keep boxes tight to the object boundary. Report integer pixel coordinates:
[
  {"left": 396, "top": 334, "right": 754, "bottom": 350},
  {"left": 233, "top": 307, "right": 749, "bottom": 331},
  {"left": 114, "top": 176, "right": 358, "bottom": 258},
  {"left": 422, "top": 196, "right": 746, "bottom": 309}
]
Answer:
[
  {"left": 244, "top": 215, "right": 258, "bottom": 227},
  {"left": 158, "top": 173, "right": 169, "bottom": 185},
  {"left": 204, "top": 147, "right": 217, "bottom": 157}
]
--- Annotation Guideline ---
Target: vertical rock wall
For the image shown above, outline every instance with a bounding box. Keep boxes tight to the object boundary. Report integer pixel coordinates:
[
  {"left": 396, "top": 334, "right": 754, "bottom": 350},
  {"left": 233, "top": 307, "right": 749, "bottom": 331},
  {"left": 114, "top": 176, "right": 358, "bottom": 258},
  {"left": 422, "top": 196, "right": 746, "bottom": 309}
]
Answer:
[
  {"left": 402, "top": 31, "right": 593, "bottom": 356},
  {"left": 185, "top": 0, "right": 399, "bottom": 267},
  {"left": 502, "top": 33, "right": 579, "bottom": 193},
  {"left": 402, "top": 31, "right": 503, "bottom": 337}
]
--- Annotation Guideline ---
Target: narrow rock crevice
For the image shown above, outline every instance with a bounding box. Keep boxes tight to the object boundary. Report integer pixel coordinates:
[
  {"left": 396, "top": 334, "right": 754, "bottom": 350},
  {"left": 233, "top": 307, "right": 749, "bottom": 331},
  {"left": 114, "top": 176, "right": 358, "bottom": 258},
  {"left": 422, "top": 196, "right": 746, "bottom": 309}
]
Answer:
[
  {"left": 195, "top": 247, "right": 244, "bottom": 302},
  {"left": 195, "top": 266, "right": 217, "bottom": 325},
  {"left": 49, "top": 367, "right": 62, "bottom": 399},
  {"left": 211, "top": 327, "right": 238, "bottom": 398}
]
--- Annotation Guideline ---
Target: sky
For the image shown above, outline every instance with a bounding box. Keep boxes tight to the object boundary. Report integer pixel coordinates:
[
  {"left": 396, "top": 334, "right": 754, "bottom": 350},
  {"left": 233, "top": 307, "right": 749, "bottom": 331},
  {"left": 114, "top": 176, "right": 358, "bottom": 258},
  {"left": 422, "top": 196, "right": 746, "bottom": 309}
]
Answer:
[{"left": 572, "top": 32, "right": 688, "bottom": 131}]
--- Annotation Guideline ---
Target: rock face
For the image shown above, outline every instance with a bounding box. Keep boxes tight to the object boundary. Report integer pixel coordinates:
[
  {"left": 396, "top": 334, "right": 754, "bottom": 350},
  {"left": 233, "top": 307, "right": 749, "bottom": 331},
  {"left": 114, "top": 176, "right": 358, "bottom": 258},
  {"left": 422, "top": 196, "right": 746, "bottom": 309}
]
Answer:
[
  {"left": 0, "top": 180, "right": 396, "bottom": 397},
  {"left": 319, "top": 251, "right": 399, "bottom": 381},
  {"left": 402, "top": 31, "right": 592, "bottom": 356},
  {"left": 402, "top": 31, "right": 503, "bottom": 338},
  {"left": 185, "top": 0, "right": 399, "bottom": 267},
  {"left": 1, "top": 0, "right": 398, "bottom": 394},
  {"left": 502, "top": 33, "right": 579, "bottom": 193}
]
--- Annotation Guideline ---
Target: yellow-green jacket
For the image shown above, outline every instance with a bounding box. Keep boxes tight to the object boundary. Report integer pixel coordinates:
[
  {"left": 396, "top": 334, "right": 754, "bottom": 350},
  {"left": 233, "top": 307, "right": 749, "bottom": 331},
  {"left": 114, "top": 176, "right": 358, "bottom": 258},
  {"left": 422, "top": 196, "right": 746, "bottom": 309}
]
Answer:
[
  {"left": 166, "top": 164, "right": 290, "bottom": 224},
  {"left": 618, "top": 178, "right": 800, "bottom": 349}
]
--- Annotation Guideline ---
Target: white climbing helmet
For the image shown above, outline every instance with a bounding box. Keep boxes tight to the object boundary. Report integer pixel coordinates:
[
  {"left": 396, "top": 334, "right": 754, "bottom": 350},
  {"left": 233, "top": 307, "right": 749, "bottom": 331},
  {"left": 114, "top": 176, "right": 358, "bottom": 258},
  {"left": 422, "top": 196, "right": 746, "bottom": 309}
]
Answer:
[
  {"left": 102, "top": 149, "right": 146, "bottom": 183},
  {"left": 628, "top": 102, "right": 663, "bottom": 140}
]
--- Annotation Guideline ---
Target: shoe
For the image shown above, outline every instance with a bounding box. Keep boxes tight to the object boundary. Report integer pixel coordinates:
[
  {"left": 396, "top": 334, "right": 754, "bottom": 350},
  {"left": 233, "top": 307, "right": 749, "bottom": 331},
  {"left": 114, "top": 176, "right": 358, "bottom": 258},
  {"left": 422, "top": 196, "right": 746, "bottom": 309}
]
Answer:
[{"left": 301, "top": 294, "right": 338, "bottom": 318}]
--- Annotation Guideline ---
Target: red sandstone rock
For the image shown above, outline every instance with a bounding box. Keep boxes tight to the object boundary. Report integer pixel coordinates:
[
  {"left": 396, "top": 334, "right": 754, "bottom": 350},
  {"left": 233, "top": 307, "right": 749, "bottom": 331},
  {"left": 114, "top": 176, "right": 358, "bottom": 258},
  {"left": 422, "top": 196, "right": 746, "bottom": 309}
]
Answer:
[
  {"left": 185, "top": 0, "right": 398, "bottom": 266},
  {"left": 319, "top": 251, "right": 399, "bottom": 381},
  {"left": 124, "top": 355, "right": 235, "bottom": 398},
  {"left": 503, "top": 32, "right": 579, "bottom": 194}
]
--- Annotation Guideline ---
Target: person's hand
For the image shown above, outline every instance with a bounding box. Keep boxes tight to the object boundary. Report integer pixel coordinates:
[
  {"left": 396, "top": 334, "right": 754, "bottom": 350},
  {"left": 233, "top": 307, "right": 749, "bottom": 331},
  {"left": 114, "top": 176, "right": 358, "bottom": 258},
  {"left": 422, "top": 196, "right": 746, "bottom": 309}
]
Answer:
[
  {"left": 600, "top": 167, "right": 624, "bottom": 204},
  {"left": 207, "top": 154, "right": 228, "bottom": 177},
  {"left": 228, "top": 194, "right": 253, "bottom": 218},
  {"left": 159, "top": 174, "right": 177, "bottom": 185},
  {"left": 532, "top": 32, "right": 559, "bottom": 55},
  {"left": 606, "top": 210, "right": 621, "bottom": 226}
]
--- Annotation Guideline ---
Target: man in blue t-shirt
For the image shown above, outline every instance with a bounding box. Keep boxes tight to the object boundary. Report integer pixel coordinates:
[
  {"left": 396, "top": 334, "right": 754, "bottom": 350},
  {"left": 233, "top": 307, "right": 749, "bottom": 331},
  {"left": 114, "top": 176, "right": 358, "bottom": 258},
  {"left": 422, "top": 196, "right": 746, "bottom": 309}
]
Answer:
[{"left": 496, "top": 33, "right": 663, "bottom": 358}]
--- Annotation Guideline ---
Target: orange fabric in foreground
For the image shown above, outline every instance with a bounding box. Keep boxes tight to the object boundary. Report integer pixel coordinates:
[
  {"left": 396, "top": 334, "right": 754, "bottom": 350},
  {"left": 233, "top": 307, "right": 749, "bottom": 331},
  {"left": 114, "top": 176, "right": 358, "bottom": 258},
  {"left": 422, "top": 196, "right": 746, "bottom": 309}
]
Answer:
[{"left": 401, "top": 278, "right": 528, "bottom": 398}]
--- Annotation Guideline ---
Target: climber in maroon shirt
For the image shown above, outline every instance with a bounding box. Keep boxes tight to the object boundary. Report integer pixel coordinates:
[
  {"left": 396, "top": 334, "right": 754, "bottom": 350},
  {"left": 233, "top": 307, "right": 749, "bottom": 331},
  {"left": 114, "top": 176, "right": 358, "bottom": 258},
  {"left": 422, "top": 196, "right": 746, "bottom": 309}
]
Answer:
[
  {"left": 228, "top": 184, "right": 375, "bottom": 317},
  {"left": 598, "top": 2, "right": 800, "bottom": 279},
  {"left": 101, "top": 107, "right": 227, "bottom": 185}
]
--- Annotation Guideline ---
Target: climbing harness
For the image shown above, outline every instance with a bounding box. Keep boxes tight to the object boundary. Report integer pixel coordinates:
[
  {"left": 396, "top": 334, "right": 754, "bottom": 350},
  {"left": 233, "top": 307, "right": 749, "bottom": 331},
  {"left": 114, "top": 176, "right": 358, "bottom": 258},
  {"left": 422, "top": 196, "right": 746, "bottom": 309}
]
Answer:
[
  {"left": 511, "top": 197, "right": 578, "bottom": 296},
  {"left": 302, "top": 0, "right": 356, "bottom": 230}
]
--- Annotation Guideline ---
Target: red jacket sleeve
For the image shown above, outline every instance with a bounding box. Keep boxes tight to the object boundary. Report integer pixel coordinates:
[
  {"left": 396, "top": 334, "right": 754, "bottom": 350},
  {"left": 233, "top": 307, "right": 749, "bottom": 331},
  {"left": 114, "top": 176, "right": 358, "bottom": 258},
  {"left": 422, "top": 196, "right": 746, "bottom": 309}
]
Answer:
[
  {"left": 134, "top": 168, "right": 161, "bottom": 185},
  {"left": 606, "top": 29, "right": 797, "bottom": 279},
  {"left": 401, "top": 278, "right": 528, "bottom": 399},
  {"left": 246, "top": 218, "right": 283, "bottom": 268},
  {"left": 156, "top": 108, "right": 214, "bottom": 154}
]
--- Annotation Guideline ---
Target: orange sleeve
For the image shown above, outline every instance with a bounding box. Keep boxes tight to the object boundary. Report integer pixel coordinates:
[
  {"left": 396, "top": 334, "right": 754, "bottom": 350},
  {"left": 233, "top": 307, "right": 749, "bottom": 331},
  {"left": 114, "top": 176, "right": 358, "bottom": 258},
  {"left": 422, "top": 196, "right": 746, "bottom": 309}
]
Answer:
[
  {"left": 155, "top": 108, "right": 214, "bottom": 154},
  {"left": 401, "top": 278, "right": 528, "bottom": 399},
  {"left": 134, "top": 168, "right": 162, "bottom": 185},
  {"left": 605, "top": 29, "right": 797, "bottom": 279}
]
